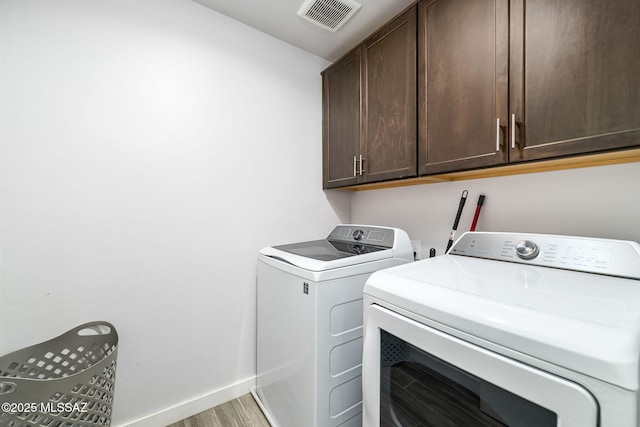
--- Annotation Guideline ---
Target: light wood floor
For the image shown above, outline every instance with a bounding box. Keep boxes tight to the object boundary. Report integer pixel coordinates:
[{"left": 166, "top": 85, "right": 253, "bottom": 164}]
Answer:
[{"left": 166, "top": 394, "right": 270, "bottom": 427}]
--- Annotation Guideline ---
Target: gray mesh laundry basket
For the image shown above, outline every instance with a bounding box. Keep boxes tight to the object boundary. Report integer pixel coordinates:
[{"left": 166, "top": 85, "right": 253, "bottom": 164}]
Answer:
[{"left": 0, "top": 321, "right": 118, "bottom": 427}]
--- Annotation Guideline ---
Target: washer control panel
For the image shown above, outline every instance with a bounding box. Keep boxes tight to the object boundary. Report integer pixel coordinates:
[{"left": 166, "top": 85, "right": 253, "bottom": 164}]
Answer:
[
  {"left": 450, "top": 232, "right": 640, "bottom": 279},
  {"left": 352, "top": 229, "right": 365, "bottom": 241},
  {"left": 328, "top": 225, "right": 395, "bottom": 248}
]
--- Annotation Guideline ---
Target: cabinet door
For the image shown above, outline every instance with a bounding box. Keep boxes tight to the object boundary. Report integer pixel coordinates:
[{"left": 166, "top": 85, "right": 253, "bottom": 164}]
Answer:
[
  {"left": 418, "top": 0, "right": 509, "bottom": 175},
  {"left": 322, "top": 49, "right": 361, "bottom": 189},
  {"left": 361, "top": 7, "right": 417, "bottom": 184},
  {"left": 510, "top": 0, "right": 640, "bottom": 161}
]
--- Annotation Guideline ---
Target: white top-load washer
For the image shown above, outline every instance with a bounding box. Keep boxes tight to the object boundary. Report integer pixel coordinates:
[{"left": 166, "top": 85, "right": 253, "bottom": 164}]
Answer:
[
  {"left": 253, "top": 225, "right": 413, "bottom": 427},
  {"left": 362, "top": 232, "right": 640, "bottom": 427}
]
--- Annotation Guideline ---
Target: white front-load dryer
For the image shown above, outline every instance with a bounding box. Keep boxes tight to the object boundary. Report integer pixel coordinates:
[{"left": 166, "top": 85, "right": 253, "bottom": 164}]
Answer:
[{"left": 362, "top": 232, "right": 640, "bottom": 427}]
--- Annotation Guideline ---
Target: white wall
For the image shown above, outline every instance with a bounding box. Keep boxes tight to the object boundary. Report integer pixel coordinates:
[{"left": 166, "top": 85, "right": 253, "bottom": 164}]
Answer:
[
  {"left": 0, "top": 0, "right": 349, "bottom": 425},
  {"left": 3, "top": 0, "right": 638, "bottom": 425},
  {"left": 351, "top": 163, "right": 640, "bottom": 257}
]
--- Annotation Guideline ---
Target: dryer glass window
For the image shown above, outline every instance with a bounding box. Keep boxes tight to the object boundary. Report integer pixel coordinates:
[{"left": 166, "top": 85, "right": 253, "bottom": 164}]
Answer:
[{"left": 379, "top": 330, "right": 557, "bottom": 426}]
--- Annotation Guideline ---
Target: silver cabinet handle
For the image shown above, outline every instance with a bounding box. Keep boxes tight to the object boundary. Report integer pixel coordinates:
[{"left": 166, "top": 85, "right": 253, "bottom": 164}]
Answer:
[
  {"left": 496, "top": 118, "right": 501, "bottom": 152},
  {"left": 359, "top": 155, "right": 365, "bottom": 175},
  {"left": 511, "top": 113, "right": 516, "bottom": 149},
  {"left": 353, "top": 156, "right": 357, "bottom": 177}
]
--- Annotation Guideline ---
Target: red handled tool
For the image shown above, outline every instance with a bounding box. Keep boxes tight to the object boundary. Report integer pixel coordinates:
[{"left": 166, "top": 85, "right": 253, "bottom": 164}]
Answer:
[{"left": 470, "top": 195, "right": 486, "bottom": 232}]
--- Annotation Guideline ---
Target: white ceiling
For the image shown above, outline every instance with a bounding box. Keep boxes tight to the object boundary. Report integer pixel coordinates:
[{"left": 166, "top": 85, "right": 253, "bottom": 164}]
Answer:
[{"left": 192, "top": 0, "right": 416, "bottom": 62}]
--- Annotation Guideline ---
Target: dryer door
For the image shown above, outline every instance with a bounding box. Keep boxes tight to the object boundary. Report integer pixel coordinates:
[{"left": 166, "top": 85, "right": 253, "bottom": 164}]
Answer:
[{"left": 362, "top": 305, "right": 599, "bottom": 427}]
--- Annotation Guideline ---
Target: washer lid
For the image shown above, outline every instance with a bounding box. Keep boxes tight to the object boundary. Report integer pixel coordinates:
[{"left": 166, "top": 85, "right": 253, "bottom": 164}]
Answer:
[
  {"left": 273, "top": 239, "right": 387, "bottom": 261},
  {"left": 259, "top": 224, "right": 411, "bottom": 272},
  {"left": 365, "top": 253, "right": 640, "bottom": 391},
  {"left": 260, "top": 241, "right": 393, "bottom": 271}
]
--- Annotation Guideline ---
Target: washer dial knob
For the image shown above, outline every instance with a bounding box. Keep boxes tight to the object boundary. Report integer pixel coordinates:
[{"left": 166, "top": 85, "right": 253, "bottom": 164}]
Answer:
[
  {"left": 515, "top": 240, "right": 539, "bottom": 260},
  {"left": 352, "top": 229, "right": 365, "bottom": 241}
]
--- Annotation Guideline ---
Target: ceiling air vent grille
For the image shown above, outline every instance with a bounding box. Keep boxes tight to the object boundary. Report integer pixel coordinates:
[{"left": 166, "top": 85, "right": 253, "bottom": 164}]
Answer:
[{"left": 297, "top": 0, "right": 362, "bottom": 32}]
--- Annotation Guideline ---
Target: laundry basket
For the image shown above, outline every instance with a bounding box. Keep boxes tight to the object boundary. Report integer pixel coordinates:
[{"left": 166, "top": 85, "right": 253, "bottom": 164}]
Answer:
[{"left": 0, "top": 321, "right": 119, "bottom": 427}]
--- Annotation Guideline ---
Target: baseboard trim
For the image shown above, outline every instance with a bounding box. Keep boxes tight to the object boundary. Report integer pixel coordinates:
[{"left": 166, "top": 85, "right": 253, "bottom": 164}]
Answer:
[
  {"left": 116, "top": 376, "right": 256, "bottom": 427},
  {"left": 250, "top": 386, "right": 276, "bottom": 427}
]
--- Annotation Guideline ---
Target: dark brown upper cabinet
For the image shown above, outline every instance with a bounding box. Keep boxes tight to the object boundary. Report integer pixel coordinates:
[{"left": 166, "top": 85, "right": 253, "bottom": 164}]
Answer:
[
  {"left": 509, "top": 0, "right": 640, "bottom": 161},
  {"left": 324, "top": 0, "right": 639, "bottom": 189},
  {"left": 322, "top": 7, "right": 417, "bottom": 189},
  {"left": 419, "top": 0, "right": 640, "bottom": 175},
  {"left": 322, "top": 49, "right": 361, "bottom": 188},
  {"left": 418, "top": 0, "right": 509, "bottom": 175}
]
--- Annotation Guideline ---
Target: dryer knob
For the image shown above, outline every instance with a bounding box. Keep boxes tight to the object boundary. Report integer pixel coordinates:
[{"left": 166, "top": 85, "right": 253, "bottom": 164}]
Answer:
[
  {"left": 515, "top": 240, "right": 539, "bottom": 260},
  {"left": 352, "top": 229, "right": 365, "bottom": 241}
]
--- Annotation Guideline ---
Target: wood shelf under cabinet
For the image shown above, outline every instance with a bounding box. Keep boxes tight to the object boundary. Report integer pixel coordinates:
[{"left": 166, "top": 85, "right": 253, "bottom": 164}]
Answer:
[{"left": 335, "top": 148, "right": 640, "bottom": 191}]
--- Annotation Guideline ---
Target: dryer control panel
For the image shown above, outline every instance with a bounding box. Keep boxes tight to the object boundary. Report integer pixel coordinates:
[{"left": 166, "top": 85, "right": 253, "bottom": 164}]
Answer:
[{"left": 450, "top": 232, "right": 640, "bottom": 279}]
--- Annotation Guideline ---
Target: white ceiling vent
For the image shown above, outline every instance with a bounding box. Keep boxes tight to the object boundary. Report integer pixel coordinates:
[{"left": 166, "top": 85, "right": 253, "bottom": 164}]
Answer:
[{"left": 297, "top": 0, "right": 362, "bottom": 32}]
